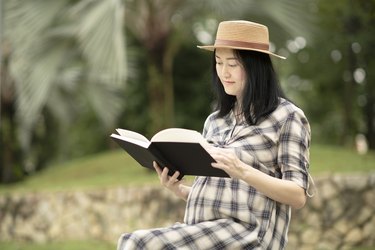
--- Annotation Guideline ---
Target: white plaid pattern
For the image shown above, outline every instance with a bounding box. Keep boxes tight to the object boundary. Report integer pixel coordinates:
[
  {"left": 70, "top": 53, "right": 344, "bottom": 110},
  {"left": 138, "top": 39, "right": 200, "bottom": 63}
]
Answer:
[{"left": 117, "top": 98, "right": 311, "bottom": 250}]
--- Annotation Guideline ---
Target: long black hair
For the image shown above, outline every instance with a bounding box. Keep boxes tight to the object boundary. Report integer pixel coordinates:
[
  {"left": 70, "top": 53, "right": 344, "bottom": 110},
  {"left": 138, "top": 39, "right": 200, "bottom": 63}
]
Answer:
[{"left": 212, "top": 49, "right": 286, "bottom": 125}]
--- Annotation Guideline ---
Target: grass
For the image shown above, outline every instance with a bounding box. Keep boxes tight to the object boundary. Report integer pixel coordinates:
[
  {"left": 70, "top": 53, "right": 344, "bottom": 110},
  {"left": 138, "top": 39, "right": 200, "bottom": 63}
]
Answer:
[
  {"left": 0, "top": 150, "right": 160, "bottom": 194},
  {"left": 309, "top": 143, "right": 375, "bottom": 174},
  {"left": 0, "top": 143, "right": 374, "bottom": 194}
]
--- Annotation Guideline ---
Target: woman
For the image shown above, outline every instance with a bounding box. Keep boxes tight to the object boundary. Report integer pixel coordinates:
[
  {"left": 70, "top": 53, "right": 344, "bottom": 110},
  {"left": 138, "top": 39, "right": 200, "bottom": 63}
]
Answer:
[{"left": 117, "top": 20, "right": 313, "bottom": 250}]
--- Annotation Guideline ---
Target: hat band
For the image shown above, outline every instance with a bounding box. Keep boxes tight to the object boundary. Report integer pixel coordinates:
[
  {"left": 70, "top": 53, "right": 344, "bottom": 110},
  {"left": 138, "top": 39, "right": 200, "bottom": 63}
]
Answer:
[{"left": 214, "top": 39, "right": 269, "bottom": 51}]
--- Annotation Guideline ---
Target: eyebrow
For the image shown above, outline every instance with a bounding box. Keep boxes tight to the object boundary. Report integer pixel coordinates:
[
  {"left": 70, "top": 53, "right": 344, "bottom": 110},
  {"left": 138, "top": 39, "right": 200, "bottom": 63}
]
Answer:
[{"left": 215, "top": 55, "right": 238, "bottom": 60}]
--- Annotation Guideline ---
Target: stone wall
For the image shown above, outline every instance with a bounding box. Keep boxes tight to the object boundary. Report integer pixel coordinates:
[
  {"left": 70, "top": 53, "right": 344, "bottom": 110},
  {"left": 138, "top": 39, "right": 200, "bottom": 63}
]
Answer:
[
  {"left": 0, "top": 174, "right": 374, "bottom": 249},
  {"left": 288, "top": 174, "right": 374, "bottom": 250}
]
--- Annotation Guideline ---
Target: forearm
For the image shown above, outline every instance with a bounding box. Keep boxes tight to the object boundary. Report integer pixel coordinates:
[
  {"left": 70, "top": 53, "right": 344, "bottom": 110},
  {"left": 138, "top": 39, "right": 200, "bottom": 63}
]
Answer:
[{"left": 241, "top": 162, "right": 306, "bottom": 209}]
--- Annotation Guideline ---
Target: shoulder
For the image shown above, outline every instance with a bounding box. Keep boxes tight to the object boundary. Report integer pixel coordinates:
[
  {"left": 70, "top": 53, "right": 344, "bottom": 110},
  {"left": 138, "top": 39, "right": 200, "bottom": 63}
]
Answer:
[
  {"left": 206, "top": 110, "right": 220, "bottom": 120},
  {"left": 272, "top": 98, "right": 308, "bottom": 123},
  {"left": 274, "top": 98, "right": 311, "bottom": 134},
  {"left": 261, "top": 98, "right": 310, "bottom": 136},
  {"left": 203, "top": 110, "right": 220, "bottom": 129}
]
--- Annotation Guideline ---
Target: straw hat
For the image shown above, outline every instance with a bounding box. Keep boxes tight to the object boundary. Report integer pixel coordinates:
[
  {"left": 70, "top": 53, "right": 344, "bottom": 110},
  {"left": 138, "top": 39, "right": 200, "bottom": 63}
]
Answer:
[{"left": 198, "top": 20, "right": 285, "bottom": 59}]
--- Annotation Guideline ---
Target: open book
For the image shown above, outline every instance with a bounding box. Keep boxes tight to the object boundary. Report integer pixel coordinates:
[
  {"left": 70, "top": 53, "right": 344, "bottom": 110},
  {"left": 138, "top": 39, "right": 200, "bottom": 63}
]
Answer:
[{"left": 110, "top": 128, "right": 228, "bottom": 179}]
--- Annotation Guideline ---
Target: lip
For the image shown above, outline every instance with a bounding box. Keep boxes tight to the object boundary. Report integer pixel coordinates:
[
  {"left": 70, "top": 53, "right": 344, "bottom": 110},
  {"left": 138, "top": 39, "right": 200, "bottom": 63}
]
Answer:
[{"left": 223, "top": 80, "right": 235, "bottom": 85}]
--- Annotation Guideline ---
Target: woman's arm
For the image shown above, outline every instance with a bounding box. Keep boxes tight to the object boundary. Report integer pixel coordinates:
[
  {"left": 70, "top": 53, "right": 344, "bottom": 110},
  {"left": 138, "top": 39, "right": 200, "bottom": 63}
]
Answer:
[
  {"left": 153, "top": 162, "right": 191, "bottom": 201},
  {"left": 210, "top": 150, "right": 306, "bottom": 209},
  {"left": 241, "top": 164, "right": 306, "bottom": 209}
]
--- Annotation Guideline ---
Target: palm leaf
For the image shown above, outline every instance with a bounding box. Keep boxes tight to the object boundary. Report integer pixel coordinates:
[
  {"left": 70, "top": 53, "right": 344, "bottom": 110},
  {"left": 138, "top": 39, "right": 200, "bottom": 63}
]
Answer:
[
  {"left": 71, "top": 0, "right": 126, "bottom": 85},
  {"left": 5, "top": 0, "right": 127, "bottom": 149},
  {"left": 6, "top": 0, "right": 71, "bottom": 147}
]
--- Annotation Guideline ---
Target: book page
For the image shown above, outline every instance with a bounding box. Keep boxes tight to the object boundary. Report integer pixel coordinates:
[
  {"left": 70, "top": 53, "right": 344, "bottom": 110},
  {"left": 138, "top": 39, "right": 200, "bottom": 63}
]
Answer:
[
  {"left": 113, "top": 129, "right": 150, "bottom": 148},
  {"left": 151, "top": 128, "right": 210, "bottom": 149}
]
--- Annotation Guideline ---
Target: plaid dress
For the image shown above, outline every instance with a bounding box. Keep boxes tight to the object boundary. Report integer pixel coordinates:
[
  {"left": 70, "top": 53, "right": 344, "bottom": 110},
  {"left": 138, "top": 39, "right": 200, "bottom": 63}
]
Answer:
[{"left": 117, "top": 98, "right": 311, "bottom": 250}]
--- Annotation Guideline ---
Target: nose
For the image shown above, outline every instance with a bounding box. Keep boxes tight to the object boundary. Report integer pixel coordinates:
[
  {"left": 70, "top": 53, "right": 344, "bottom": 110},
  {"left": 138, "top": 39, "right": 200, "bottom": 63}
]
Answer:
[{"left": 222, "top": 65, "right": 230, "bottom": 78}]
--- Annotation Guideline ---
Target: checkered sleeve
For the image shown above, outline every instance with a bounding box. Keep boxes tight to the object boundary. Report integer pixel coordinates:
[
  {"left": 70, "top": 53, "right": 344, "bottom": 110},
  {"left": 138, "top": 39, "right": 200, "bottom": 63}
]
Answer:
[{"left": 278, "top": 109, "right": 311, "bottom": 191}]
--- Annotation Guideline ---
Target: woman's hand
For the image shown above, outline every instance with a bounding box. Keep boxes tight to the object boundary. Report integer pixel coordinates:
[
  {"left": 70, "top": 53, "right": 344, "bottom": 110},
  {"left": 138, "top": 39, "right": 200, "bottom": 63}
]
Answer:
[
  {"left": 153, "top": 161, "right": 191, "bottom": 201},
  {"left": 209, "top": 148, "right": 248, "bottom": 179}
]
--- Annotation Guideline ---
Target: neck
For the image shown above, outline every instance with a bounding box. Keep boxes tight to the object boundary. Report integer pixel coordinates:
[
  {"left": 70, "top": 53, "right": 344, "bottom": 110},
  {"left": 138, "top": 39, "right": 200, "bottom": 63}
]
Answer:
[{"left": 234, "top": 102, "right": 244, "bottom": 122}]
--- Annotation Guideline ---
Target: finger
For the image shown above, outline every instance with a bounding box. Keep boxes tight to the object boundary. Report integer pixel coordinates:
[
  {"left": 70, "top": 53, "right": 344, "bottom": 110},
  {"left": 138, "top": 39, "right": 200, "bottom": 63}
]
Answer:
[
  {"left": 169, "top": 171, "right": 180, "bottom": 183},
  {"left": 153, "top": 161, "right": 162, "bottom": 175},
  {"left": 211, "top": 162, "right": 224, "bottom": 169},
  {"left": 164, "top": 170, "right": 180, "bottom": 187},
  {"left": 211, "top": 154, "right": 227, "bottom": 164},
  {"left": 212, "top": 161, "right": 230, "bottom": 171},
  {"left": 160, "top": 167, "right": 170, "bottom": 183}
]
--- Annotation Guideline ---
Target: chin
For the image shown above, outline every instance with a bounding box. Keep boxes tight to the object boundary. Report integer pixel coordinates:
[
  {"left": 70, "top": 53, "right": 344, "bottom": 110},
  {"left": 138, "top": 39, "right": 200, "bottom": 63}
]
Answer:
[{"left": 224, "top": 90, "right": 237, "bottom": 96}]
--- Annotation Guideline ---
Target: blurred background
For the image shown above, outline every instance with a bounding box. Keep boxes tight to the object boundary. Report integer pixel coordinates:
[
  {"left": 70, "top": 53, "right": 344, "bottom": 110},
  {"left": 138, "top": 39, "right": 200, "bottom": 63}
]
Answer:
[{"left": 0, "top": 0, "right": 374, "bottom": 249}]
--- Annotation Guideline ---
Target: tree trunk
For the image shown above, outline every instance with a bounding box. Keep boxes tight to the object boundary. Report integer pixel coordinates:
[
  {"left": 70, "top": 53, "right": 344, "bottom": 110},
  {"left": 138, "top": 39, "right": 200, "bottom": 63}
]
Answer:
[
  {"left": 0, "top": 40, "right": 23, "bottom": 183},
  {"left": 341, "top": 44, "right": 357, "bottom": 146},
  {"left": 341, "top": 7, "right": 360, "bottom": 146},
  {"left": 0, "top": 76, "right": 22, "bottom": 183},
  {"left": 146, "top": 61, "right": 175, "bottom": 135},
  {"left": 147, "top": 61, "right": 168, "bottom": 135},
  {"left": 365, "top": 96, "right": 375, "bottom": 149},
  {"left": 146, "top": 37, "right": 178, "bottom": 135},
  {"left": 364, "top": 67, "right": 375, "bottom": 149}
]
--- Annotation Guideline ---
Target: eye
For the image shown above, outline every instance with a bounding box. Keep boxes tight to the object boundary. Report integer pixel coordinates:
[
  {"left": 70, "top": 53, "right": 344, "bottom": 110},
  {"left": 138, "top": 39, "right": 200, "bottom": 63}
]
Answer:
[
  {"left": 228, "top": 59, "right": 239, "bottom": 67},
  {"left": 216, "top": 61, "right": 223, "bottom": 65}
]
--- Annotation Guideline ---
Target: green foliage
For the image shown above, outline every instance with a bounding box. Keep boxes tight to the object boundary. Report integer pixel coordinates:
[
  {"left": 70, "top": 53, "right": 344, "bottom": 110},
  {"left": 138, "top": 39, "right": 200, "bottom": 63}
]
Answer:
[
  {"left": 1, "top": 0, "right": 127, "bottom": 182},
  {"left": 5, "top": 0, "right": 126, "bottom": 141},
  {"left": 173, "top": 42, "right": 213, "bottom": 131},
  {"left": 116, "top": 41, "right": 151, "bottom": 137},
  {"left": 284, "top": 0, "right": 375, "bottom": 147},
  {"left": 2, "top": 0, "right": 374, "bottom": 186}
]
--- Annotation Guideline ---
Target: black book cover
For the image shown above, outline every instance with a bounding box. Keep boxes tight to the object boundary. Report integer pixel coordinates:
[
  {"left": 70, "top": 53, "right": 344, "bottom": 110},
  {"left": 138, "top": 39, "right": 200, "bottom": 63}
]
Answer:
[{"left": 110, "top": 136, "right": 229, "bottom": 179}]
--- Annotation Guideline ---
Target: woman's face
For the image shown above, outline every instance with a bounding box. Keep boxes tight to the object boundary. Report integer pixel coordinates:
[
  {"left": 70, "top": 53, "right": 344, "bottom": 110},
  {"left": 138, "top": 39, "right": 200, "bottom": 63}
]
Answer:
[{"left": 215, "top": 48, "right": 246, "bottom": 101}]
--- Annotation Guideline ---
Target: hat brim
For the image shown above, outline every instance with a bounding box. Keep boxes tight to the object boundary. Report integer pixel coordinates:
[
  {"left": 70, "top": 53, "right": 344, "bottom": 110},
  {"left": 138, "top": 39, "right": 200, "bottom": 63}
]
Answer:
[{"left": 197, "top": 45, "right": 286, "bottom": 60}]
